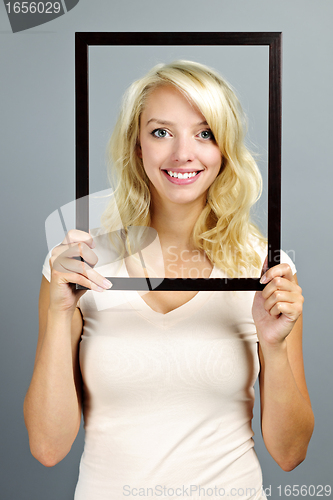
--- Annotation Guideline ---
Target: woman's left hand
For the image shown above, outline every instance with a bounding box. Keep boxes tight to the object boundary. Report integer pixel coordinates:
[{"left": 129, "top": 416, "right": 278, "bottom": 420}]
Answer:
[{"left": 252, "top": 258, "right": 304, "bottom": 347}]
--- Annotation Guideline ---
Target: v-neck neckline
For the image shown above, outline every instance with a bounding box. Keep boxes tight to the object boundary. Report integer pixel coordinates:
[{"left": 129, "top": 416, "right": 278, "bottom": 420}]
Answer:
[{"left": 120, "top": 261, "right": 218, "bottom": 329}]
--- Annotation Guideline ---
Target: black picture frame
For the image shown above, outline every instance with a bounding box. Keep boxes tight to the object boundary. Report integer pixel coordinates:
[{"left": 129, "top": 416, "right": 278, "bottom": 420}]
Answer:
[{"left": 75, "top": 32, "right": 282, "bottom": 291}]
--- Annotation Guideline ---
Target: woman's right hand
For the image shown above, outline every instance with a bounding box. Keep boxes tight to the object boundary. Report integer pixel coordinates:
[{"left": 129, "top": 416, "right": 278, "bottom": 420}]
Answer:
[{"left": 49, "top": 230, "right": 112, "bottom": 313}]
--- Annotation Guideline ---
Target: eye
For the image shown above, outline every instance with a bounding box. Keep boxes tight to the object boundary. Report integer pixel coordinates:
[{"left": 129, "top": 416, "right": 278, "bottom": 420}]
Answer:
[
  {"left": 151, "top": 128, "right": 170, "bottom": 138},
  {"left": 198, "top": 129, "right": 215, "bottom": 140}
]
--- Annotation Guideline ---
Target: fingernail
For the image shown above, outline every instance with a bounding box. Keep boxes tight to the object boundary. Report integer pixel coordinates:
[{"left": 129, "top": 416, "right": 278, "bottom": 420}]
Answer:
[
  {"left": 91, "top": 240, "right": 96, "bottom": 248},
  {"left": 260, "top": 275, "right": 267, "bottom": 284},
  {"left": 103, "top": 279, "right": 112, "bottom": 289}
]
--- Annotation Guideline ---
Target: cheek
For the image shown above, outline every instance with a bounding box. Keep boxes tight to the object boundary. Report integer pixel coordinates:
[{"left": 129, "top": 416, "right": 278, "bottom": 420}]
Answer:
[
  {"left": 199, "top": 142, "right": 222, "bottom": 166},
  {"left": 139, "top": 146, "right": 159, "bottom": 180},
  {"left": 207, "top": 149, "right": 223, "bottom": 170},
  {"left": 141, "top": 142, "right": 165, "bottom": 168}
]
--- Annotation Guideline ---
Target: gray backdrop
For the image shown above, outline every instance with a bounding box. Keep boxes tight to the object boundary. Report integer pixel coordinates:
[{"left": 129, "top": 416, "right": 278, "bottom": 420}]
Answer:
[
  {"left": 1, "top": 0, "right": 332, "bottom": 498},
  {"left": 88, "top": 44, "right": 269, "bottom": 238}
]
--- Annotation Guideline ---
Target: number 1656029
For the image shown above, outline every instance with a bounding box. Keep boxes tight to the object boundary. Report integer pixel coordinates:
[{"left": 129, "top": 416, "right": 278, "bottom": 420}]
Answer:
[
  {"left": 277, "top": 485, "right": 331, "bottom": 496},
  {"left": 5, "top": 2, "right": 61, "bottom": 14}
]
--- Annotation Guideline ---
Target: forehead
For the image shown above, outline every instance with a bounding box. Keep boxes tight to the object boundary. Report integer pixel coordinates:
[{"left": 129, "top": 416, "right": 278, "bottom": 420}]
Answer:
[{"left": 141, "top": 85, "right": 204, "bottom": 122}]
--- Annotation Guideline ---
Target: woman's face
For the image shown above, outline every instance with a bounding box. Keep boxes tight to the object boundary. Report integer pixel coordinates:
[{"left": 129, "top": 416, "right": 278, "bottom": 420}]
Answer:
[{"left": 138, "top": 85, "right": 222, "bottom": 208}]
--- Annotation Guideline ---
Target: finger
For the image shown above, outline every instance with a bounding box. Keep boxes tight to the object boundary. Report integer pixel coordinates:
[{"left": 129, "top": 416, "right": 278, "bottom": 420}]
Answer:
[
  {"left": 52, "top": 259, "right": 112, "bottom": 290},
  {"left": 264, "top": 288, "right": 303, "bottom": 311},
  {"left": 51, "top": 250, "right": 110, "bottom": 289},
  {"left": 51, "top": 242, "right": 98, "bottom": 268},
  {"left": 51, "top": 242, "right": 111, "bottom": 290},
  {"left": 54, "top": 270, "right": 111, "bottom": 292},
  {"left": 54, "top": 256, "right": 111, "bottom": 290},
  {"left": 60, "top": 229, "right": 95, "bottom": 249},
  {"left": 261, "top": 276, "right": 301, "bottom": 300},
  {"left": 268, "top": 300, "right": 303, "bottom": 321},
  {"left": 260, "top": 256, "right": 269, "bottom": 278},
  {"left": 260, "top": 263, "right": 294, "bottom": 285}
]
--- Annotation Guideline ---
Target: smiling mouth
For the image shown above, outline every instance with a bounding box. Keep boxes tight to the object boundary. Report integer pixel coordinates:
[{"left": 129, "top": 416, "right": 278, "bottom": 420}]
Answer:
[{"left": 164, "top": 170, "right": 201, "bottom": 179}]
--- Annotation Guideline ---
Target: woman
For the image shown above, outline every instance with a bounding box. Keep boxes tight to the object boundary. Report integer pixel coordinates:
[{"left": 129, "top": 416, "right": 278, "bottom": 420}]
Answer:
[{"left": 24, "top": 61, "right": 314, "bottom": 499}]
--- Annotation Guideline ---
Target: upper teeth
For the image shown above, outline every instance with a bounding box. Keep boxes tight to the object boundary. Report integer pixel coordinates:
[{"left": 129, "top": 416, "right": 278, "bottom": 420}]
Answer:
[{"left": 167, "top": 171, "right": 199, "bottom": 179}]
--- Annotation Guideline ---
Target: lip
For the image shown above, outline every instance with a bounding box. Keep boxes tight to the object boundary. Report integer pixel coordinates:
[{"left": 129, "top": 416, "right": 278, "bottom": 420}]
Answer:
[{"left": 162, "top": 169, "right": 203, "bottom": 185}]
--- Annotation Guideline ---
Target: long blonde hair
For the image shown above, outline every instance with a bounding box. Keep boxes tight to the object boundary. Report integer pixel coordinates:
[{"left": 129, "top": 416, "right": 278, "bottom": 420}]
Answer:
[{"left": 101, "top": 60, "right": 266, "bottom": 276}]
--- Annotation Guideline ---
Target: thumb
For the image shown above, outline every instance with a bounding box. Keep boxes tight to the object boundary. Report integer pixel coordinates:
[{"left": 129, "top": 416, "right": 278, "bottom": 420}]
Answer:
[
  {"left": 260, "top": 255, "right": 269, "bottom": 278},
  {"left": 254, "top": 255, "right": 269, "bottom": 297}
]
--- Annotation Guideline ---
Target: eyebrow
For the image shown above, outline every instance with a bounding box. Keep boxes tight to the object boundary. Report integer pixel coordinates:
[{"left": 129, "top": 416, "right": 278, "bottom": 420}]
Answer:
[{"left": 146, "top": 118, "right": 209, "bottom": 127}]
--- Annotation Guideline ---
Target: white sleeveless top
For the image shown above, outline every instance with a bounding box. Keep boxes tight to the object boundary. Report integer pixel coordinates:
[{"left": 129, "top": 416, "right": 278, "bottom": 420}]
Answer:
[{"left": 42, "top": 230, "right": 296, "bottom": 500}]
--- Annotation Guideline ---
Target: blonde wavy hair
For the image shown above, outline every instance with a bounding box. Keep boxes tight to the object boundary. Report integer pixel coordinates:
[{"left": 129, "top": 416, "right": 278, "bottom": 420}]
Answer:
[{"left": 101, "top": 60, "right": 267, "bottom": 277}]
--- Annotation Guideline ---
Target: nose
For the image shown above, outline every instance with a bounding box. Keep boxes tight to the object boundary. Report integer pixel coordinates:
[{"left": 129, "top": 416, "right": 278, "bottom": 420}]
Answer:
[{"left": 170, "top": 135, "right": 195, "bottom": 164}]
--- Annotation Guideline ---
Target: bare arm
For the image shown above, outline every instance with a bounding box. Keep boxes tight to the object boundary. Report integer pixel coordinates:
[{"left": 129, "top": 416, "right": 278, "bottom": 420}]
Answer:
[
  {"left": 23, "top": 231, "right": 112, "bottom": 467},
  {"left": 24, "top": 277, "right": 83, "bottom": 467},
  {"left": 258, "top": 308, "right": 314, "bottom": 471},
  {"left": 254, "top": 270, "right": 314, "bottom": 471}
]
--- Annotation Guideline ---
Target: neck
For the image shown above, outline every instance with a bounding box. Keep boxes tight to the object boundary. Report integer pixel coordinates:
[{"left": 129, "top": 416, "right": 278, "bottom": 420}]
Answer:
[{"left": 150, "top": 192, "right": 206, "bottom": 251}]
